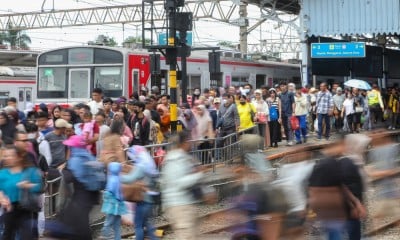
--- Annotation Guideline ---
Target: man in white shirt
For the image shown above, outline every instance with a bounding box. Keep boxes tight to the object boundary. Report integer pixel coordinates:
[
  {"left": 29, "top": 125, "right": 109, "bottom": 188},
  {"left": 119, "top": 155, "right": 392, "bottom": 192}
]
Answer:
[{"left": 87, "top": 88, "right": 104, "bottom": 115}]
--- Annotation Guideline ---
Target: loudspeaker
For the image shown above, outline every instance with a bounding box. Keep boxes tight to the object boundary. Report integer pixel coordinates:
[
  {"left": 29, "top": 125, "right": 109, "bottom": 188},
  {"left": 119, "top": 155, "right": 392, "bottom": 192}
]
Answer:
[
  {"left": 209, "top": 52, "right": 221, "bottom": 73},
  {"left": 150, "top": 54, "right": 161, "bottom": 74}
]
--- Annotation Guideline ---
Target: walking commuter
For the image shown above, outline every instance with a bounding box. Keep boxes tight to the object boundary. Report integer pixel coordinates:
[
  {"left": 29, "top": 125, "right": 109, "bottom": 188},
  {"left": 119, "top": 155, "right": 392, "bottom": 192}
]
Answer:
[
  {"left": 87, "top": 88, "right": 104, "bottom": 116},
  {"left": 266, "top": 88, "right": 282, "bottom": 148},
  {"left": 279, "top": 82, "right": 295, "bottom": 145},
  {"left": 294, "top": 87, "right": 308, "bottom": 144},
  {"left": 0, "top": 111, "right": 17, "bottom": 145},
  {"left": 0, "top": 146, "right": 42, "bottom": 240},
  {"left": 315, "top": 83, "right": 334, "bottom": 140},
  {"left": 121, "top": 145, "right": 160, "bottom": 240},
  {"left": 161, "top": 131, "right": 203, "bottom": 240},
  {"left": 56, "top": 135, "right": 101, "bottom": 240},
  {"left": 216, "top": 94, "right": 240, "bottom": 150},
  {"left": 128, "top": 101, "right": 150, "bottom": 146},
  {"left": 194, "top": 104, "right": 214, "bottom": 164},
  {"left": 100, "top": 118, "right": 129, "bottom": 166},
  {"left": 100, "top": 162, "right": 127, "bottom": 240},
  {"left": 352, "top": 88, "right": 364, "bottom": 133},
  {"left": 387, "top": 88, "right": 399, "bottom": 130}
]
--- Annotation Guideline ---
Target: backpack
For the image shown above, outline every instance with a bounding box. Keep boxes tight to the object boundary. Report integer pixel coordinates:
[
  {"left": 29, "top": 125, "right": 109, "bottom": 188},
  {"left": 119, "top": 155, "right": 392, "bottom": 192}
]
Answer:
[
  {"left": 83, "top": 160, "right": 107, "bottom": 191},
  {"left": 269, "top": 106, "right": 279, "bottom": 121}
]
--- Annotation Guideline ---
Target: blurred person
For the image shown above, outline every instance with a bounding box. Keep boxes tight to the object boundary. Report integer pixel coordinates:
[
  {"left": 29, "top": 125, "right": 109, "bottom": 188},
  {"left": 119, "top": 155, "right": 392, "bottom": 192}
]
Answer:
[
  {"left": 129, "top": 92, "right": 139, "bottom": 102},
  {"left": 367, "top": 83, "right": 384, "bottom": 128},
  {"left": 341, "top": 93, "right": 356, "bottom": 133},
  {"left": 228, "top": 86, "right": 236, "bottom": 96},
  {"left": 352, "top": 88, "right": 364, "bottom": 133},
  {"left": 288, "top": 82, "right": 296, "bottom": 93},
  {"left": 216, "top": 94, "right": 240, "bottom": 144},
  {"left": 331, "top": 83, "right": 340, "bottom": 95},
  {"left": 121, "top": 145, "right": 160, "bottom": 240},
  {"left": 333, "top": 87, "right": 345, "bottom": 131},
  {"left": 360, "top": 90, "right": 371, "bottom": 131},
  {"left": 209, "top": 98, "right": 220, "bottom": 130},
  {"left": 80, "top": 111, "right": 97, "bottom": 153},
  {"left": 261, "top": 85, "right": 269, "bottom": 100},
  {"left": 279, "top": 82, "right": 295, "bottom": 145},
  {"left": 160, "top": 94, "right": 170, "bottom": 112},
  {"left": 237, "top": 95, "right": 256, "bottom": 132},
  {"left": 118, "top": 106, "right": 131, "bottom": 124},
  {"left": 112, "top": 113, "right": 133, "bottom": 147},
  {"left": 252, "top": 89, "right": 269, "bottom": 147},
  {"left": 0, "top": 111, "right": 17, "bottom": 145},
  {"left": 144, "top": 109, "right": 163, "bottom": 144},
  {"left": 35, "top": 111, "right": 54, "bottom": 142},
  {"left": 294, "top": 87, "right": 308, "bottom": 144},
  {"left": 316, "top": 83, "right": 334, "bottom": 140},
  {"left": 242, "top": 84, "right": 253, "bottom": 99},
  {"left": 99, "top": 118, "right": 128, "bottom": 166},
  {"left": 55, "top": 135, "right": 100, "bottom": 240},
  {"left": 87, "top": 88, "right": 104, "bottom": 115},
  {"left": 100, "top": 162, "right": 127, "bottom": 240},
  {"left": 0, "top": 146, "right": 42, "bottom": 239},
  {"left": 267, "top": 88, "right": 282, "bottom": 148},
  {"left": 366, "top": 134, "right": 400, "bottom": 221},
  {"left": 111, "top": 100, "right": 120, "bottom": 113},
  {"left": 308, "top": 139, "right": 366, "bottom": 240},
  {"left": 6, "top": 109, "right": 25, "bottom": 133},
  {"left": 23, "top": 102, "right": 35, "bottom": 120},
  {"left": 161, "top": 131, "right": 203, "bottom": 240},
  {"left": 151, "top": 86, "right": 160, "bottom": 96},
  {"left": 145, "top": 97, "right": 161, "bottom": 124}
]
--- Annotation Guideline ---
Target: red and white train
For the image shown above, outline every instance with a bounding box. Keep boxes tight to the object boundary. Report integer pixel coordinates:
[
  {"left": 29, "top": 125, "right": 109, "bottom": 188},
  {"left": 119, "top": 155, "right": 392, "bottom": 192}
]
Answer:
[
  {"left": 0, "top": 66, "right": 35, "bottom": 110},
  {"left": 1, "top": 45, "right": 301, "bottom": 108}
]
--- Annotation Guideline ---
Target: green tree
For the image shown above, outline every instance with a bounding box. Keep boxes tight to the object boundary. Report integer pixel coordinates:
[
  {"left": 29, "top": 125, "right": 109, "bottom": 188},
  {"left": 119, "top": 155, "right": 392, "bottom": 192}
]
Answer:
[
  {"left": 89, "top": 34, "right": 118, "bottom": 46},
  {"left": 0, "top": 23, "right": 31, "bottom": 49},
  {"left": 123, "top": 36, "right": 151, "bottom": 44},
  {"left": 217, "top": 41, "right": 236, "bottom": 49}
]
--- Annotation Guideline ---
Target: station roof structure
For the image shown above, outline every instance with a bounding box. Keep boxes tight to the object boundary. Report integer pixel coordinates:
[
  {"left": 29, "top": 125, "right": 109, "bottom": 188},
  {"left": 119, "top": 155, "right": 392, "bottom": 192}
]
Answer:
[
  {"left": 302, "top": 0, "right": 400, "bottom": 37},
  {"left": 247, "top": 0, "right": 300, "bottom": 15},
  {"left": 0, "top": 49, "right": 39, "bottom": 66}
]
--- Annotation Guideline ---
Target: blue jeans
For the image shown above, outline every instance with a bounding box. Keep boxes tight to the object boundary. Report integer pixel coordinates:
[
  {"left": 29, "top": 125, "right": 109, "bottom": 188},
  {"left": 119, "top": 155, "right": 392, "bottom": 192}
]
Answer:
[
  {"left": 295, "top": 115, "right": 307, "bottom": 142},
  {"left": 282, "top": 115, "right": 292, "bottom": 142},
  {"left": 318, "top": 114, "right": 331, "bottom": 139},
  {"left": 346, "top": 219, "right": 361, "bottom": 240},
  {"left": 102, "top": 214, "right": 121, "bottom": 240},
  {"left": 135, "top": 201, "right": 158, "bottom": 240},
  {"left": 321, "top": 220, "right": 345, "bottom": 240}
]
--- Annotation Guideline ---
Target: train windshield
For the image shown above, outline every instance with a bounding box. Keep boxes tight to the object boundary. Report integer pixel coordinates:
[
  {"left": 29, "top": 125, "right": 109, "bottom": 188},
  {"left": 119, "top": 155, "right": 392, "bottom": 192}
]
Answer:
[{"left": 95, "top": 66, "right": 123, "bottom": 98}]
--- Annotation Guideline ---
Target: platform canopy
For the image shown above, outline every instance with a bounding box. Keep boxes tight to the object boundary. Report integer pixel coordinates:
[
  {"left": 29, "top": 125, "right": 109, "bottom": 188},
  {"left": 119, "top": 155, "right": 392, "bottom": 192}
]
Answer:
[
  {"left": 249, "top": 0, "right": 300, "bottom": 15},
  {"left": 0, "top": 49, "right": 39, "bottom": 67},
  {"left": 302, "top": 0, "right": 400, "bottom": 36}
]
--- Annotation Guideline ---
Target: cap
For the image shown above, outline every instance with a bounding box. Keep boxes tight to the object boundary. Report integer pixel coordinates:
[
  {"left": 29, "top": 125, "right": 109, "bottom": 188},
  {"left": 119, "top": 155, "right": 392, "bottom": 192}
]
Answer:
[
  {"left": 269, "top": 88, "right": 277, "bottom": 93},
  {"left": 55, "top": 119, "right": 72, "bottom": 129},
  {"left": 213, "top": 98, "right": 221, "bottom": 104},
  {"left": 254, "top": 89, "right": 262, "bottom": 95},
  {"left": 309, "top": 87, "right": 318, "bottom": 93},
  {"left": 336, "top": 87, "right": 343, "bottom": 92}
]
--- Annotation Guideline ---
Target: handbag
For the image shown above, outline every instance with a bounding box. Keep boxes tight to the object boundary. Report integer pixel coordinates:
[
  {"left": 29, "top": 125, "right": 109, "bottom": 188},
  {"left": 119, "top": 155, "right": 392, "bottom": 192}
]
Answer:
[
  {"left": 19, "top": 169, "right": 42, "bottom": 212},
  {"left": 257, "top": 112, "right": 267, "bottom": 123},
  {"left": 290, "top": 116, "right": 300, "bottom": 130},
  {"left": 355, "top": 106, "right": 364, "bottom": 113},
  {"left": 121, "top": 165, "right": 146, "bottom": 202}
]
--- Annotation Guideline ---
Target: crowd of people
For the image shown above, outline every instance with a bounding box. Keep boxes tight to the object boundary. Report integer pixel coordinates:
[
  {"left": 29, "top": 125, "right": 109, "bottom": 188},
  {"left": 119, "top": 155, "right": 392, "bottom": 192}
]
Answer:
[{"left": 0, "top": 80, "right": 397, "bottom": 239}]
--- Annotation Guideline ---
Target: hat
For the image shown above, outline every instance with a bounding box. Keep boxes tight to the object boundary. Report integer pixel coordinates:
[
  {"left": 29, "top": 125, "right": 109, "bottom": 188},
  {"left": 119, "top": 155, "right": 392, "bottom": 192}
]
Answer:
[
  {"left": 269, "top": 88, "right": 277, "bottom": 93},
  {"left": 55, "top": 119, "right": 72, "bottom": 129},
  {"left": 336, "top": 87, "right": 343, "bottom": 92},
  {"left": 63, "top": 135, "right": 86, "bottom": 148},
  {"left": 309, "top": 87, "right": 318, "bottom": 93},
  {"left": 116, "top": 98, "right": 126, "bottom": 104},
  {"left": 254, "top": 89, "right": 262, "bottom": 95},
  {"left": 213, "top": 98, "right": 221, "bottom": 104}
]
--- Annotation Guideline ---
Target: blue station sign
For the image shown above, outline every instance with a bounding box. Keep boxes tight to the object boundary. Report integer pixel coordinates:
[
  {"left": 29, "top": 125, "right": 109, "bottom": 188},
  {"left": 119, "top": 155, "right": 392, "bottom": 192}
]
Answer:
[
  {"left": 311, "top": 42, "right": 366, "bottom": 58},
  {"left": 158, "top": 32, "right": 193, "bottom": 46}
]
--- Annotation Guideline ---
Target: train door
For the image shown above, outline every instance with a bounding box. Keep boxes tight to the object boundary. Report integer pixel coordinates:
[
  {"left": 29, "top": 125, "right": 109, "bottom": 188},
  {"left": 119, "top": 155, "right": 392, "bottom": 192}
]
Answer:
[
  {"left": 0, "top": 91, "right": 9, "bottom": 109},
  {"left": 132, "top": 69, "right": 139, "bottom": 95},
  {"left": 69, "top": 68, "right": 91, "bottom": 99},
  {"left": 256, "top": 75, "right": 266, "bottom": 88},
  {"left": 18, "top": 87, "right": 32, "bottom": 110}
]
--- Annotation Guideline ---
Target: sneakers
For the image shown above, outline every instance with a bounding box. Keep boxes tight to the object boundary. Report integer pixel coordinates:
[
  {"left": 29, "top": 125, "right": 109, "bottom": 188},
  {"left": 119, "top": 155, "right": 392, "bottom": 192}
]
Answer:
[
  {"left": 287, "top": 141, "right": 294, "bottom": 146},
  {"left": 388, "top": 126, "right": 393, "bottom": 130}
]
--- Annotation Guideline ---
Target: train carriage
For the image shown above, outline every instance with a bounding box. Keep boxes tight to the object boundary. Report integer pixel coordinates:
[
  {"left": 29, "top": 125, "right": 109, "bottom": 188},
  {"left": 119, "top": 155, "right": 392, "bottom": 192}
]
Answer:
[{"left": 36, "top": 45, "right": 300, "bottom": 104}]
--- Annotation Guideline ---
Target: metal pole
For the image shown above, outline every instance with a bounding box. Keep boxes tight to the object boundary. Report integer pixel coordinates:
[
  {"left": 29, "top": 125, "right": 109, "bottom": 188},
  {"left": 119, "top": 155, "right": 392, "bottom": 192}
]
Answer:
[
  {"left": 180, "top": 31, "right": 188, "bottom": 104},
  {"left": 167, "top": 6, "right": 178, "bottom": 133},
  {"left": 239, "top": 3, "right": 248, "bottom": 53}
]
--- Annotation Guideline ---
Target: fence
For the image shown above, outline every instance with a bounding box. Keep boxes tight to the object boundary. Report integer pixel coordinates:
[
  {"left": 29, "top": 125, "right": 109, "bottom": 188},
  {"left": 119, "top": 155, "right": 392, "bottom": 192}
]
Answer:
[{"left": 43, "top": 125, "right": 259, "bottom": 219}]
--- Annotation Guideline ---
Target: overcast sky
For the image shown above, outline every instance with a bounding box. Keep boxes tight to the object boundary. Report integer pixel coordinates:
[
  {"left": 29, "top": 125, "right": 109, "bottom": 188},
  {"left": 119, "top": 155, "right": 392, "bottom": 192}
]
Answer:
[{"left": 1, "top": 0, "right": 299, "bottom": 58}]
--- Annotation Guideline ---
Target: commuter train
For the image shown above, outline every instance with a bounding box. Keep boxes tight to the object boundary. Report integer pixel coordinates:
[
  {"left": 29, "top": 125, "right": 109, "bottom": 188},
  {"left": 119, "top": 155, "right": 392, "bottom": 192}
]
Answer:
[
  {"left": 0, "top": 66, "right": 36, "bottom": 110},
  {"left": 2, "top": 46, "right": 299, "bottom": 106}
]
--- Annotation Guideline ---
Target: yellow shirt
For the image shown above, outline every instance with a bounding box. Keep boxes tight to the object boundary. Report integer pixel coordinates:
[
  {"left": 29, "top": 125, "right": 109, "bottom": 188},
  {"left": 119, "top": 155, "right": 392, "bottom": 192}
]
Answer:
[
  {"left": 237, "top": 102, "right": 256, "bottom": 130},
  {"left": 367, "top": 89, "right": 383, "bottom": 108}
]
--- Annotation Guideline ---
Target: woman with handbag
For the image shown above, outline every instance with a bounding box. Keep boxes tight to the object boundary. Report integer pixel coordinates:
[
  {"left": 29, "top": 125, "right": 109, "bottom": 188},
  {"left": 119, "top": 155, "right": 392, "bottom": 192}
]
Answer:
[
  {"left": 0, "top": 146, "right": 42, "bottom": 240},
  {"left": 266, "top": 88, "right": 282, "bottom": 148},
  {"left": 341, "top": 93, "right": 356, "bottom": 133},
  {"left": 252, "top": 89, "right": 270, "bottom": 148}
]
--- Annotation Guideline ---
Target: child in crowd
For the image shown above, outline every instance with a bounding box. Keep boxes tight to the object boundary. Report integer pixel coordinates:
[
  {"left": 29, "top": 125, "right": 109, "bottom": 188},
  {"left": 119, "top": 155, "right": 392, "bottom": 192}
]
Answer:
[
  {"left": 100, "top": 162, "right": 127, "bottom": 240},
  {"left": 81, "top": 111, "right": 95, "bottom": 152}
]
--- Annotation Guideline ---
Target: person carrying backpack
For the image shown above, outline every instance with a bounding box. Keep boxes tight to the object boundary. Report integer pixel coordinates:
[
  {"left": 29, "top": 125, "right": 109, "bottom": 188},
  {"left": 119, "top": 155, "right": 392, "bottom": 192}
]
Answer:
[{"left": 51, "top": 135, "right": 102, "bottom": 240}]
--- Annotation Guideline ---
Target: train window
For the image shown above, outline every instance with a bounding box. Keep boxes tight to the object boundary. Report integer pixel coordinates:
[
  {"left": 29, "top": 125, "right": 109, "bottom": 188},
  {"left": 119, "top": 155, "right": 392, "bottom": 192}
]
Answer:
[
  {"left": 94, "top": 67, "right": 123, "bottom": 98},
  {"left": 37, "top": 67, "right": 67, "bottom": 98},
  {"left": 189, "top": 75, "right": 201, "bottom": 92},
  {"left": 94, "top": 49, "right": 123, "bottom": 64},
  {"left": 19, "top": 90, "right": 24, "bottom": 102},
  {"left": 69, "top": 69, "right": 90, "bottom": 99},
  {"left": 38, "top": 49, "right": 68, "bottom": 65},
  {"left": 26, "top": 89, "right": 31, "bottom": 102},
  {"left": 68, "top": 48, "right": 94, "bottom": 65}
]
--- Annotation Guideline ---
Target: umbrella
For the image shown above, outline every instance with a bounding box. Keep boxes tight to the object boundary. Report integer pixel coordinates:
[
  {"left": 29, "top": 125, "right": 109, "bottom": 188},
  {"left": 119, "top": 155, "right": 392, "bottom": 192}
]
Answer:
[{"left": 344, "top": 79, "right": 372, "bottom": 90}]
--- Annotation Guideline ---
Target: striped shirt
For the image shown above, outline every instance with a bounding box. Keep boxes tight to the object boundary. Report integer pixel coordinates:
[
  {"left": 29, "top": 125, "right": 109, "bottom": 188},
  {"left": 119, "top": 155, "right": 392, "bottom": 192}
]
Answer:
[{"left": 316, "top": 91, "right": 334, "bottom": 114}]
